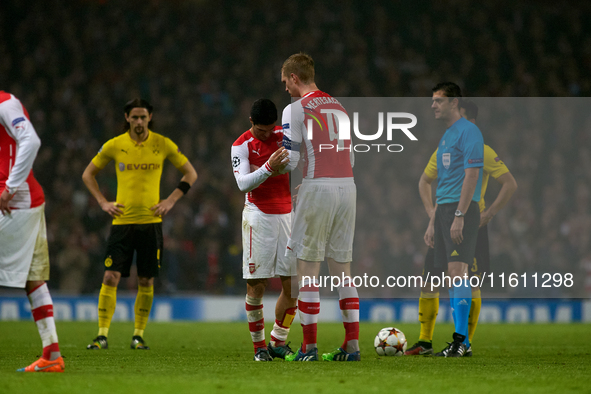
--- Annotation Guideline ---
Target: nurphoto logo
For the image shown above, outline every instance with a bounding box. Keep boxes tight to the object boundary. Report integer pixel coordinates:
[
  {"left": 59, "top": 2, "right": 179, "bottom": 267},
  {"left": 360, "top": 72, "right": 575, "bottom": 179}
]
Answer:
[{"left": 306, "top": 107, "right": 418, "bottom": 153}]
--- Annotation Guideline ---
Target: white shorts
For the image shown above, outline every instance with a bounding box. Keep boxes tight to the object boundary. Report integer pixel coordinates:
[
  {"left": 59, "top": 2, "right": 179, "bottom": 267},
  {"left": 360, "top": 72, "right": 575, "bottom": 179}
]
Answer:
[
  {"left": 0, "top": 204, "right": 50, "bottom": 288},
  {"left": 242, "top": 205, "right": 296, "bottom": 279},
  {"left": 287, "top": 178, "right": 356, "bottom": 263}
]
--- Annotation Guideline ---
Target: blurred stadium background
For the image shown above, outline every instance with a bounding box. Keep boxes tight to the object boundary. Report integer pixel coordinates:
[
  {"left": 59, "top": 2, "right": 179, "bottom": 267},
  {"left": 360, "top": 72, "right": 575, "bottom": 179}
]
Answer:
[{"left": 1, "top": 0, "right": 590, "bottom": 322}]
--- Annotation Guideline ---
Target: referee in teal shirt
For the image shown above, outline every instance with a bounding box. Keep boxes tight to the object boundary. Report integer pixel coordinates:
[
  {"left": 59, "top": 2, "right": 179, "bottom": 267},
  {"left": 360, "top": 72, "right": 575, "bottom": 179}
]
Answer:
[{"left": 428, "top": 82, "right": 483, "bottom": 357}]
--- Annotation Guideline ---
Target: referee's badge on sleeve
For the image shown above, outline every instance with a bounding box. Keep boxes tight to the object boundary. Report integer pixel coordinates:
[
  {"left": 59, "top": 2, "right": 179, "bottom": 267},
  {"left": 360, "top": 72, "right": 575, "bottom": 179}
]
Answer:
[{"left": 442, "top": 153, "right": 451, "bottom": 169}]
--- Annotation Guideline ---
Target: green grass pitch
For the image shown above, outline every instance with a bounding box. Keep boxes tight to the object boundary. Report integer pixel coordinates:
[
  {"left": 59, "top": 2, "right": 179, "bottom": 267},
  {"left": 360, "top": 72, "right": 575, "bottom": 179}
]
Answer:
[{"left": 0, "top": 321, "right": 589, "bottom": 393}]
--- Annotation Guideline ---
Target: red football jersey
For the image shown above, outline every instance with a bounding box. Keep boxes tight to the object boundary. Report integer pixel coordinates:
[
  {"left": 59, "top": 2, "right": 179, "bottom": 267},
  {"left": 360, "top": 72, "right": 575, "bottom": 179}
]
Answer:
[
  {"left": 231, "top": 126, "right": 291, "bottom": 214},
  {"left": 281, "top": 90, "right": 354, "bottom": 179},
  {"left": 0, "top": 91, "right": 45, "bottom": 209}
]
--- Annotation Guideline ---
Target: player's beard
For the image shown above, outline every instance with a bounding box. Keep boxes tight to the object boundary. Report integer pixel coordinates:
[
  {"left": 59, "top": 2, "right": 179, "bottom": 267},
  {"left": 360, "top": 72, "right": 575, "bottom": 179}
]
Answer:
[{"left": 133, "top": 126, "right": 146, "bottom": 137}]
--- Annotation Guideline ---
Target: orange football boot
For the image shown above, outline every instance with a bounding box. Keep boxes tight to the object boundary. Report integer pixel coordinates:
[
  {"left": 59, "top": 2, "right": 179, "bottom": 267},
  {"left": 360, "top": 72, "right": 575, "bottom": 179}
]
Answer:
[{"left": 17, "top": 356, "right": 65, "bottom": 373}]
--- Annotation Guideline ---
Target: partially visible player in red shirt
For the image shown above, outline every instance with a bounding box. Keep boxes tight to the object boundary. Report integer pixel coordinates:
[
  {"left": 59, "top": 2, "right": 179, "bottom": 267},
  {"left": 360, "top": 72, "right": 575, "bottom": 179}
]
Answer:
[
  {"left": 280, "top": 53, "right": 359, "bottom": 362},
  {"left": 231, "top": 99, "right": 297, "bottom": 361},
  {"left": 0, "top": 91, "right": 64, "bottom": 373}
]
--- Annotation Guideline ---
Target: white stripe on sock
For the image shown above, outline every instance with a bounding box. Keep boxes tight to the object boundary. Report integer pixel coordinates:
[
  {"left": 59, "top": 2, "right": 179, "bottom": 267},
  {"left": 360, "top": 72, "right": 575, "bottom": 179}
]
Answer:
[{"left": 271, "top": 322, "right": 289, "bottom": 342}]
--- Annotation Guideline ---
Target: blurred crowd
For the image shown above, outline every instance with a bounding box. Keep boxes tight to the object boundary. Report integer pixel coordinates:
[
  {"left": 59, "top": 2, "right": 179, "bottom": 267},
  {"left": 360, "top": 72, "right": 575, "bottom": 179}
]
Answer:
[{"left": 1, "top": 0, "right": 590, "bottom": 296}]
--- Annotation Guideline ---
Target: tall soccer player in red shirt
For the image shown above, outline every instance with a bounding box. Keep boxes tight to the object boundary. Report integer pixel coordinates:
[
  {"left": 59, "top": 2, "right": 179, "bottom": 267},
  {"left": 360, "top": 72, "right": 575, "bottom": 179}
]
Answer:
[
  {"left": 0, "top": 91, "right": 64, "bottom": 372},
  {"left": 280, "top": 53, "right": 359, "bottom": 361},
  {"left": 231, "top": 99, "right": 297, "bottom": 361}
]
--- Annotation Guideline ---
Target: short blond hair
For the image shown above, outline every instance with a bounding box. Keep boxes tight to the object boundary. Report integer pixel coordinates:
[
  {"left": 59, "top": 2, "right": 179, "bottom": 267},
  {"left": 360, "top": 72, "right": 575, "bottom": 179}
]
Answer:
[{"left": 281, "top": 52, "right": 315, "bottom": 84}]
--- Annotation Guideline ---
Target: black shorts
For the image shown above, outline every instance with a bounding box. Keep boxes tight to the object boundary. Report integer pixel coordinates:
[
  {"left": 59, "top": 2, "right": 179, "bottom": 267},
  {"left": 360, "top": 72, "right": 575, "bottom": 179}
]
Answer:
[
  {"left": 423, "top": 223, "right": 489, "bottom": 281},
  {"left": 471, "top": 224, "right": 489, "bottom": 279},
  {"left": 104, "top": 223, "right": 163, "bottom": 278},
  {"left": 433, "top": 201, "right": 480, "bottom": 270}
]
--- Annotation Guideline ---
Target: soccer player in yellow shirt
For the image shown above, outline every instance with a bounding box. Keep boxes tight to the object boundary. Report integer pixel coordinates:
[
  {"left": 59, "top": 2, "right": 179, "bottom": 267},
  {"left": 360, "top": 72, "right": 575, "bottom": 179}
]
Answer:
[
  {"left": 405, "top": 99, "right": 517, "bottom": 357},
  {"left": 82, "top": 98, "right": 197, "bottom": 350}
]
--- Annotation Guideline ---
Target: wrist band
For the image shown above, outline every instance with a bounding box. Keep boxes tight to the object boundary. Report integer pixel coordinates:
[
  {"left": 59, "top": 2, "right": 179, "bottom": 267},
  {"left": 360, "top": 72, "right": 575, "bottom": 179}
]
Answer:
[{"left": 177, "top": 181, "right": 191, "bottom": 195}]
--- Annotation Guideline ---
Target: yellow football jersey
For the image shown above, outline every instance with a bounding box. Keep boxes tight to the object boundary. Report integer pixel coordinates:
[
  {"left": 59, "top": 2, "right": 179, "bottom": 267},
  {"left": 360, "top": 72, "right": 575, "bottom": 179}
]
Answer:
[
  {"left": 92, "top": 130, "right": 188, "bottom": 225},
  {"left": 424, "top": 145, "right": 509, "bottom": 212}
]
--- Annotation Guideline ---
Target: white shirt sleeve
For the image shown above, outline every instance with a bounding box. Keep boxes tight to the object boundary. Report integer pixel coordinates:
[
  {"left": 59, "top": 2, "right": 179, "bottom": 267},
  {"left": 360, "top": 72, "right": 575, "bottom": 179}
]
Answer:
[
  {"left": 0, "top": 97, "right": 41, "bottom": 192},
  {"left": 282, "top": 103, "right": 302, "bottom": 172},
  {"left": 231, "top": 142, "right": 273, "bottom": 193}
]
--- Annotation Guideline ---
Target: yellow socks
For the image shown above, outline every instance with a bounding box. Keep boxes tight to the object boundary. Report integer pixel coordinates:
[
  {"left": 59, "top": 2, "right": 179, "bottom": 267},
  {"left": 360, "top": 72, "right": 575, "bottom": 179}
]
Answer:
[
  {"left": 468, "top": 288, "right": 482, "bottom": 343},
  {"left": 98, "top": 284, "right": 117, "bottom": 337},
  {"left": 98, "top": 283, "right": 154, "bottom": 339},
  {"left": 134, "top": 285, "right": 154, "bottom": 337},
  {"left": 418, "top": 291, "right": 439, "bottom": 342}
]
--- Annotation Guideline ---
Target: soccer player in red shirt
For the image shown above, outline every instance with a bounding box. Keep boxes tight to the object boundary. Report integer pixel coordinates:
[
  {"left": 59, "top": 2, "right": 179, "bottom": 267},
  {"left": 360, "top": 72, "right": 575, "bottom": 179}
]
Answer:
[
  {"left": 231, "top": 99, "right": 297, "bottom": 361},
  {"left": 280, "top": 53, "right": 359, "bottom": 361},
  {"left": 0, "top": 91, "right": 64, "bottom": 372}
]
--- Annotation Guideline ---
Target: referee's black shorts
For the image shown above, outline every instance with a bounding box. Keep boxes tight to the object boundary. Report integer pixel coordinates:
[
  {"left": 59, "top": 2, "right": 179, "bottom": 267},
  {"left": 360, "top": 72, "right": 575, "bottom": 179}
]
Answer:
[
  {"left": 103, "top": 223, "right": 163, "bottom": 278},
  {"left": 423, "top": 223, "right": 490, "bottom": 281},
  {"left": 433, "top": 201, "right": 480, "bottom": 270}
]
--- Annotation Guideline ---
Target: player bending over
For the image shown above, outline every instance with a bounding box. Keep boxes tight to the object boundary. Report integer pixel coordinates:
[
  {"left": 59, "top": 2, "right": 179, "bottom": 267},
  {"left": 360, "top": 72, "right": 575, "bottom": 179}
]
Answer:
[{"left": 231, "top": 99, "right": 298, "bottom": 361}]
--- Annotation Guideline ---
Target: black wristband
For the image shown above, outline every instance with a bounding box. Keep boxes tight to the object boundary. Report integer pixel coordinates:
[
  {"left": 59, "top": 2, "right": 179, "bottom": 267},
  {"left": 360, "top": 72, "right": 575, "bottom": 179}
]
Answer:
[{"left": 177, "top": 181, "right": 191, "bottom": 195}]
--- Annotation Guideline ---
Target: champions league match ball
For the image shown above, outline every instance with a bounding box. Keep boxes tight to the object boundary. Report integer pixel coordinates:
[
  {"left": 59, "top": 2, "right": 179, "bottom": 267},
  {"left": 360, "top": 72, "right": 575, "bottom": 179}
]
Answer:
[{"left": 374, "top": 327, "right": 407, "bottom": 356}]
